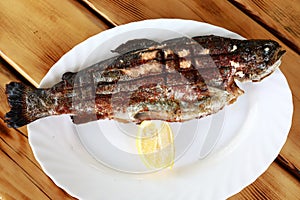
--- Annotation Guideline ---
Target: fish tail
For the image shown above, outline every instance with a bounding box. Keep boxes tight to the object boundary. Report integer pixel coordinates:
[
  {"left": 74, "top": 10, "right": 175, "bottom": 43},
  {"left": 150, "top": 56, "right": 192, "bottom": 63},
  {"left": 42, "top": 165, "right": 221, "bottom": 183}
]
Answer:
[{"left": 4, "top": 82, "right": 51, "bottom": 128}]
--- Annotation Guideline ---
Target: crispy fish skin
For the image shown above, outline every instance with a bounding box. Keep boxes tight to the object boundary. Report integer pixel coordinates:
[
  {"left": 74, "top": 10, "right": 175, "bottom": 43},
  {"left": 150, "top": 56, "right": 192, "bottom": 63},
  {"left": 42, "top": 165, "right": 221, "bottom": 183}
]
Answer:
[{"left": 5, "top": 35, "right": 285, "bottom": 128}]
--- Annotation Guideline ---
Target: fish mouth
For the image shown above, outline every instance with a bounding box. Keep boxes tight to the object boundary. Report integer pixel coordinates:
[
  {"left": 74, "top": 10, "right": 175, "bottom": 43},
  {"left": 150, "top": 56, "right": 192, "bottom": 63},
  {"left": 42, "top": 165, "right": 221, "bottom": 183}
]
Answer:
[
  {"left": 277, "top": 49, "right": 286, "bottom": 60},
  {"left": 269, "top": 48, "right": 285, "bottom": 66}
]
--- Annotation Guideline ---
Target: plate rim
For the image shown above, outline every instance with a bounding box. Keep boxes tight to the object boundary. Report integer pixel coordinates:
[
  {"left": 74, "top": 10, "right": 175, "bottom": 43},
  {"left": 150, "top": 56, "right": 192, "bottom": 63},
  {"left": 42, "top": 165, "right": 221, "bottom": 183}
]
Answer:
[{"left": 28, "top": 18, "right": 293, "bottom": 200}]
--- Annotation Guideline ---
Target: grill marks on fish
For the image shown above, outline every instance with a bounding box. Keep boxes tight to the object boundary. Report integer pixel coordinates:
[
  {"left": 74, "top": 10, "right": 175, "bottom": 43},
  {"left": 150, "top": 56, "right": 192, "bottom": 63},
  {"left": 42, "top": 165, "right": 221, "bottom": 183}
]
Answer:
[
  {"left": 63, "top": 38, "right": 237, "bottom": 123},
  {"left": 85, "top": 43, "right": 230, "bottom": 87},
  {"left": 67, "top": 37, "right": 233, "bottom": 89},
  {"left": 5, "top": 35, "right": 285, "bottom": 128}
]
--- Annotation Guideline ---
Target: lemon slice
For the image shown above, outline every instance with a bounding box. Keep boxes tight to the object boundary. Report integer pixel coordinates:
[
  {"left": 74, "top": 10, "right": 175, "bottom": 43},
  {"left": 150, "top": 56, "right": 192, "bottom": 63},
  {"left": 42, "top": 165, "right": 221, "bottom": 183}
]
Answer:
[{"left": 136, "top": 121, "right": 175, "bottom": 169}]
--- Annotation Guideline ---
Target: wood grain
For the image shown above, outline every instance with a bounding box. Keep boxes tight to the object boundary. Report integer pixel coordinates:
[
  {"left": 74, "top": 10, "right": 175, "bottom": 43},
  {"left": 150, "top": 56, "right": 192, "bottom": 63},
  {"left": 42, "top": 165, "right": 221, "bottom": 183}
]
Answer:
[
  {"left": 0, "top": 60, "right": 76, "bottom": 200},
  {"left": 229, "top": 162, "right": 300, "bottom": 200},
  {"left": 0, "top": 0, "right": 109, "bottom": 87},
  {"left": 79, "top": 0, "right": 299, "bottom": 42},
  {"left": 276, "top": 155, "right": 300, "bottom": 181},
  {"left": 229, "top": 0, "right": 300, "bottom": 54},
  {"left": 277, "top": 96, "right": 300, "bottom": 174},
  {"left": 1, "top": 0, "right": 300, "bottom": 199},
  {"left": 0, "top": 125, "right": 75, "bottom": 200},
  {"left": 0, "top": 149, "right": 48, "bottom": 200}
]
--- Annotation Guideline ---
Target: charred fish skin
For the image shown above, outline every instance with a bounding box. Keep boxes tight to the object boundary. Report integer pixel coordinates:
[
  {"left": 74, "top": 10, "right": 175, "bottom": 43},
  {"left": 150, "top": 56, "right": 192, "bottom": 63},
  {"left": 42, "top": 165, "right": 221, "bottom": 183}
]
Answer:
[
  {"left": 5, "top": 83, "right": 53, "bottom": 128},
  {"left": 4, "top": 35, "right": 285, "bottom": 128}
]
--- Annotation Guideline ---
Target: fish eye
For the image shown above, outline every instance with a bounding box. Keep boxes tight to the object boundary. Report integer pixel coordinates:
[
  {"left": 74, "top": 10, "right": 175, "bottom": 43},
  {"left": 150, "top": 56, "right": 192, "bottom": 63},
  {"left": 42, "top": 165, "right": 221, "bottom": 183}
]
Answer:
[
  {"left": 264, "top": 47, "right": 270, "bottom": 52},
  {"left": 262, "top": 44, "right": 272, "bottom": 55}
]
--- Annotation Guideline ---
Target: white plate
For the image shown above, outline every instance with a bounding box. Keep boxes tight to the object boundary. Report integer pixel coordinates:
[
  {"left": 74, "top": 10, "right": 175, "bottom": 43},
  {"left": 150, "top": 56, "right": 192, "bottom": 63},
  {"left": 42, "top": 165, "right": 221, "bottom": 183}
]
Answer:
[{"left": 28, "top": 19, "right": 293, "bottom": 200}]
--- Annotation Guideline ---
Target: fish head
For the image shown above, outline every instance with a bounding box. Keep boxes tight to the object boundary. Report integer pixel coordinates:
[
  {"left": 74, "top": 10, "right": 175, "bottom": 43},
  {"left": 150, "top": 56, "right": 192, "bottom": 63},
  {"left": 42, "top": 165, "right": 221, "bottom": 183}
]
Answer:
[{"left": 233, "top": 39, "right": 286, "bottom": 82}]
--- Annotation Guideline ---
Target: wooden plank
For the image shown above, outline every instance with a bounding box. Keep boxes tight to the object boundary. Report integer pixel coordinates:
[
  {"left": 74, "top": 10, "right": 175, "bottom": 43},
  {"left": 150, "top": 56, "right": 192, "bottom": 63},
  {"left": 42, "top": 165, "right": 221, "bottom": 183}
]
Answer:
[
  {"left": 1, "top": 0, "right": 299, "bottom": 199},
  {"left": 0, "top": 60, "right": 75, "bottom": 199},
  {"left": 0, "top": 149, "right": 48, "bottom": 200},
  {"left": 276, "top": 155, "right": 300, "bottom": 181},
  {"left": 0, "top": 119, "right": 75, "bottom": 200},
  {"left": 229, "top": 162, "right": 300, "bottom": 199},
  {"left": 277, "top": 96, "right": 300, "bottom": 175},
  {"left": 229, "top": 0, "right": 300, "bottom": 54},
  {"left": 0, "top": 0, "right": 110, "bottom": 87},
  {"left": 0, "top": 3, "right": 109, "bottom": 196},
  {"left": 79, "top": 0, "right": 299, "bottom": 43}
]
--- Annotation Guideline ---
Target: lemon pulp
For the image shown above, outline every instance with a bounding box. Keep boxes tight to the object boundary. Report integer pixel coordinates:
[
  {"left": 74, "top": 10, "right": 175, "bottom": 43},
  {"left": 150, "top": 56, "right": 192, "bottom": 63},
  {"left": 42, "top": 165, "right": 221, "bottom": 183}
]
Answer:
[{"left": 136, "top": 121, "right": 175, "bottom": 169}]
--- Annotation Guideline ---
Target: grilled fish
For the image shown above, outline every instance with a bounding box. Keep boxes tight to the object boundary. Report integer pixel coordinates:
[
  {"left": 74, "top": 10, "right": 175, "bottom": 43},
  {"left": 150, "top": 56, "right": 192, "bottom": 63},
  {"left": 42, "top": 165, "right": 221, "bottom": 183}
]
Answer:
[{"left": 5, "top": 35, "right": 285, "bottom": 128}]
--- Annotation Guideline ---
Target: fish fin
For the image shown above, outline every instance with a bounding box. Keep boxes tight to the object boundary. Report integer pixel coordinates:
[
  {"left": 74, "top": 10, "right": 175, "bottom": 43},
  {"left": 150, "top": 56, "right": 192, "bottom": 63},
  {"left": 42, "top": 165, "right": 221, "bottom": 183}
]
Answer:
[
  {"left": 227, "top": 82, "right": 244, "bottom": 104},
  {"left": 71, "top": 113, "right": 99, "bottom": 124},
  {"left": 5, "top": 82, "right": 51, "bottom": 128},
  {"left": 4, "top": 82, "right": 34, "bottom": 128},
  {"left": 111, "top": 39, "right": 160, "bottom": 54},
  {"left": 62, "top": 72, "right": 76, "bottom": 85}
]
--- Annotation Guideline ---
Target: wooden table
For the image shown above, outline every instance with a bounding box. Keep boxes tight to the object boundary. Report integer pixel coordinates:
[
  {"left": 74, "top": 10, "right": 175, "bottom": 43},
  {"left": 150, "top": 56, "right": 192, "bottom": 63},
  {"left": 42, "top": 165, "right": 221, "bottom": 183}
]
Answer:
[{"left": 1, "top": 0, "right": 299, "bottom": 199}]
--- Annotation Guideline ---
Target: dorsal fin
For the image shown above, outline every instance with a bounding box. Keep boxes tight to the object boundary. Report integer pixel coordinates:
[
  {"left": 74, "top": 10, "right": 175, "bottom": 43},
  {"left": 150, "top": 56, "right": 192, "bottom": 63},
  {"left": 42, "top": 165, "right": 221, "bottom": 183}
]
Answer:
[{"left": 111, "top": 39, "right": 160, "bottom": 54}]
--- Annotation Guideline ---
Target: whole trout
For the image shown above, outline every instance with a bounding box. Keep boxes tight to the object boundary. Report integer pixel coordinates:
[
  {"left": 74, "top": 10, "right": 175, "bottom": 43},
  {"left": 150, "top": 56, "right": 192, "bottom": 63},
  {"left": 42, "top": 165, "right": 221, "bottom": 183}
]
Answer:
[{"left": 5, "top": 35, "right": 285, "bottom": 128}]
